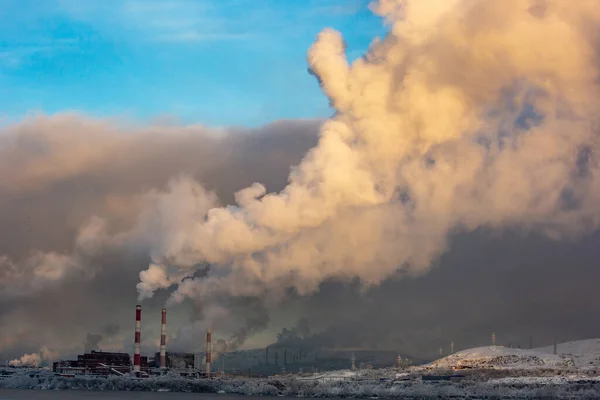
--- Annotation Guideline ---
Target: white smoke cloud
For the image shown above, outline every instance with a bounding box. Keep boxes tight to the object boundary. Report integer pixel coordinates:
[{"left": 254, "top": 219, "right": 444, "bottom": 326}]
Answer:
[
  {"left": 0, "top": 217, "right": 107, "bottom": 300},
  {"left": 135, "top": 0, "right": 600, "bottom": 316},
  {"left": 8, "top": 346, "right": 58, "bottom": 367},
  {"left": 9, "top": 352, "right": 41, "bottom": 367},
  {"left": 39, "top": 346, "right": 59, "bottom": 365},
  {"left": 3, "top": 0, "right": 600, "bottom": 355},
  {"left": 0, "top": 116, "right": 319, "bottom": 358}
]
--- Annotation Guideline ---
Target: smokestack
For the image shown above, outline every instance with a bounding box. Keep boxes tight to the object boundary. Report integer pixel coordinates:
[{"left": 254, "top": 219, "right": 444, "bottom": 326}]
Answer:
[
  {"left": 134, "top": 305, "right": 141, "bottom": 372},
  {"left": 205, "top": 328, "right": 212, "bottom": 377},
  {"left": 160, "top": 308, "right": 167, "bottom": 369}
]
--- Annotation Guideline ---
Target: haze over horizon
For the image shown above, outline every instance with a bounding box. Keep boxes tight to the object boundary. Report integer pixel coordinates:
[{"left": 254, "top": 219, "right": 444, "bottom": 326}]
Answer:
[{"left": 2, "top": 0, "right": 600, "bottom": 367}]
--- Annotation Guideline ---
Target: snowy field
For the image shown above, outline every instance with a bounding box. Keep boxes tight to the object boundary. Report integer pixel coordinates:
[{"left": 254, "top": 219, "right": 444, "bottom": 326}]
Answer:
[
  {"left": 536, "top": 339, "right": 600, "bottom": 369},
  {"left": 0, "top": 389, "right": 247, "bottom": 399},
  {"left": 426, "top": 345, "right": 575, "bottom": 370},
  {"left": 2, "top": 368, "right": 600, "bottom": 399},
  {"left": 2, "top": 339, "right": 600, "bottom": 399}
]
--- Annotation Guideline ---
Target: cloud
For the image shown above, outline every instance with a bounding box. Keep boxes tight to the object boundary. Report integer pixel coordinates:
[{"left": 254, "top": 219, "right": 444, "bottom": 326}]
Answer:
[
  {"left": 3, "top": 0, "right": 600, "bottom": 364},
  {"left": 134, "top": 0, "right": 600, "bottom": 322},
  {"left": 155, "top": 31, "right": 253, "bottom": 43},
  {"left": 0, "top": 40, "right": 78, "bottom": 69},
  {"left": 119, "top": 0, "right": 253, "bottom": 43},
  {"left": 0, "top": 114, "right": 320, "bottom": 360}
]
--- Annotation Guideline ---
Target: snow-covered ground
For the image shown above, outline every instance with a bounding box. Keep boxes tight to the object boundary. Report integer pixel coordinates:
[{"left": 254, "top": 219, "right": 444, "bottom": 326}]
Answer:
[
  {"left": 1, "top": 367, "right": 600, "bottom": 399},
  {"left": 2, "top": 339, "right": 600, "bottom": 398},
  {"left": 295, "top": 369, "right": 358, "bottom": 381},
  {"left": 536, "top": 338, "right": 600, "bottom": 368},
  {"left": 426, "top": 345, "right": 575, "bottom": 370},
  {"left": 422, "top": 338, "right": 600, "bottom": 370}
]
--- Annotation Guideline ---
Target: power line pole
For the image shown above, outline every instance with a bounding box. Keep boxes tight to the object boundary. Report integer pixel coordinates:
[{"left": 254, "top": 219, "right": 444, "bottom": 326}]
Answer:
[
  {"left": 529, "top": 335, "right": 533, "bottom": 350},
  {"left": 492, "top": 332, "right": 496, "bottom": 346}
]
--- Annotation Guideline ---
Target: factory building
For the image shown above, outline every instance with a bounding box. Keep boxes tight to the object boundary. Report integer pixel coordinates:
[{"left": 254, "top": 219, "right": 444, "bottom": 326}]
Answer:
[
  {"left": 53, "top": 350, "right": 149, "bottom": 376},
  {"left": 52, "top": 305, "right": 215, "bottom": 378}
]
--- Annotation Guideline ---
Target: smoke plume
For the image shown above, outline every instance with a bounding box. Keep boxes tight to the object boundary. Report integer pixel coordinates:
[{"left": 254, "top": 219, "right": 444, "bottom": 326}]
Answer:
[
  {"left": 84, "top": 334, "right": 102, "bottom": 353},
  {"left": 136, "top": 0, "right": 600, "bottom": 329},
  {"left": 0, "top": 115, "right": 319, "bottom": 360},
  {"left": 9, "top": 352, "right": 42, "bottom": 367},
  {"left": 3, "top": 0, "right": 600, "bottom": 361},
  {"left": 9, "top": 353, "right": 40, "bottom": 367}
]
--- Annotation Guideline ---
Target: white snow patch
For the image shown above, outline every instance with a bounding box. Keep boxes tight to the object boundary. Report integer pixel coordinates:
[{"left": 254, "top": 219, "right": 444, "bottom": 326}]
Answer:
[{"left": 297, "top": 369, "right": 359, "bottom": 381}]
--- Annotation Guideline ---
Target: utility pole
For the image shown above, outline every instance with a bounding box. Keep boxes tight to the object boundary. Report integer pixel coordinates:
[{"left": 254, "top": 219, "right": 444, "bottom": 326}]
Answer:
[
  {"left": 492, "top": 332, "right": 496, "bottom": 346},
  {"left": 553, "top": 338, "right": 557, "bottom": 355},
  {"left": 351, "top": 353, "right": 356, "bottom": 370},
  {"left": 439, "top": 346, "right": 443, "bottom": 357},
  {"left": 265, "top": 347, "right": 269, "bottom": 365},
  {"left": 450, "top": 341, "right": 455, "bottom": 354}
]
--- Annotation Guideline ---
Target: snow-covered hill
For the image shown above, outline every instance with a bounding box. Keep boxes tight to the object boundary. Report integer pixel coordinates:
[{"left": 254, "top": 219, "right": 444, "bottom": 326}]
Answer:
[
  {"left": 426, "top": 346, "right": 574, "bottom": 370},
  {"left": 535, "top": 339, "right": 600, "bottom": 368}
]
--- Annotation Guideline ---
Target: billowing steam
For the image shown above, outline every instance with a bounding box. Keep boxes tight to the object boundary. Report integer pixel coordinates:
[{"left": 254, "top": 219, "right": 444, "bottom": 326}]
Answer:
[
  {"left": 8, "top": 346, "right": 57, "bottom": 367},
  {"left": 84, "top": 333, "right": 102, "bottom": 353},
  {"left": 3, "top": 0, "right": 600, "bottom": 358},
  {"left": 136, "top": 0, "right": 600, "bottom": 325},
  {"left": 84, "top": 324, "right": 120, "bottom": 353},
  {"left": 9, "top": 353, "right": 40, "bottom": 367}
]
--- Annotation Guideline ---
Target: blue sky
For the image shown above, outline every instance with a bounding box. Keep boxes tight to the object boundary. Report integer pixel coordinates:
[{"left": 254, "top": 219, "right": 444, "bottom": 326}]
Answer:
[{"left": 0, "top": 0, "right": 387, "bottom": 127}]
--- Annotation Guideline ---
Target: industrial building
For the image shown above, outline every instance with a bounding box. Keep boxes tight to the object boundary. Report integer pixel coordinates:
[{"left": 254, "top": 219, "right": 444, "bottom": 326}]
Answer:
[
  {"left": 52, "top": 350, "right": 149, "bottom": 376},
  {"left": 52, "top": 305, "right": 214, "bottom": 378},
  {"left": 50, "top": 303, "right": 413, "bottom": 379}
]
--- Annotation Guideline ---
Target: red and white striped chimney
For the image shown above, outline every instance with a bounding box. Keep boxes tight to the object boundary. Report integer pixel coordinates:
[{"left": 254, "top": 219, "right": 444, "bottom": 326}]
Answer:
[
  {"left": 134, "top": 305, "right": 141, "bottom": 372},
  {"left": 160, "top": 308, "right": 167, "bottom": 369},
  {"left": 205, "top": 328, "right": 212, "bottom": 377}
]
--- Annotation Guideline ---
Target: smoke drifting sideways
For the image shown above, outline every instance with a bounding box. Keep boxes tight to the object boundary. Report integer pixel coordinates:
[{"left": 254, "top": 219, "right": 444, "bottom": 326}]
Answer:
[
  {"left": 8, "top": 347, "right": 57, "bottom": 367},
  {"left": 137, "top": 0, "right": 600, "bottom": 325},
  {"left": 0, "top": 116, "right": 320, "bottom": 361},
  {"left": 3, "top": 0, "right": 600, "bottom": 363}
]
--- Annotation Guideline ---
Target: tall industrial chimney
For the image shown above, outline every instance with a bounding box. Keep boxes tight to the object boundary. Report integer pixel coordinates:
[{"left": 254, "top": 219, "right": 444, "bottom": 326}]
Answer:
[
  {"left": 205, "top": 328, "right": 212, "bottom": 377},
  {"left": 134, "top": 305, "right": 142, "bottom": 372},
  {"left": 160, "top": 308, "right": 167, "bottom": 369}
]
